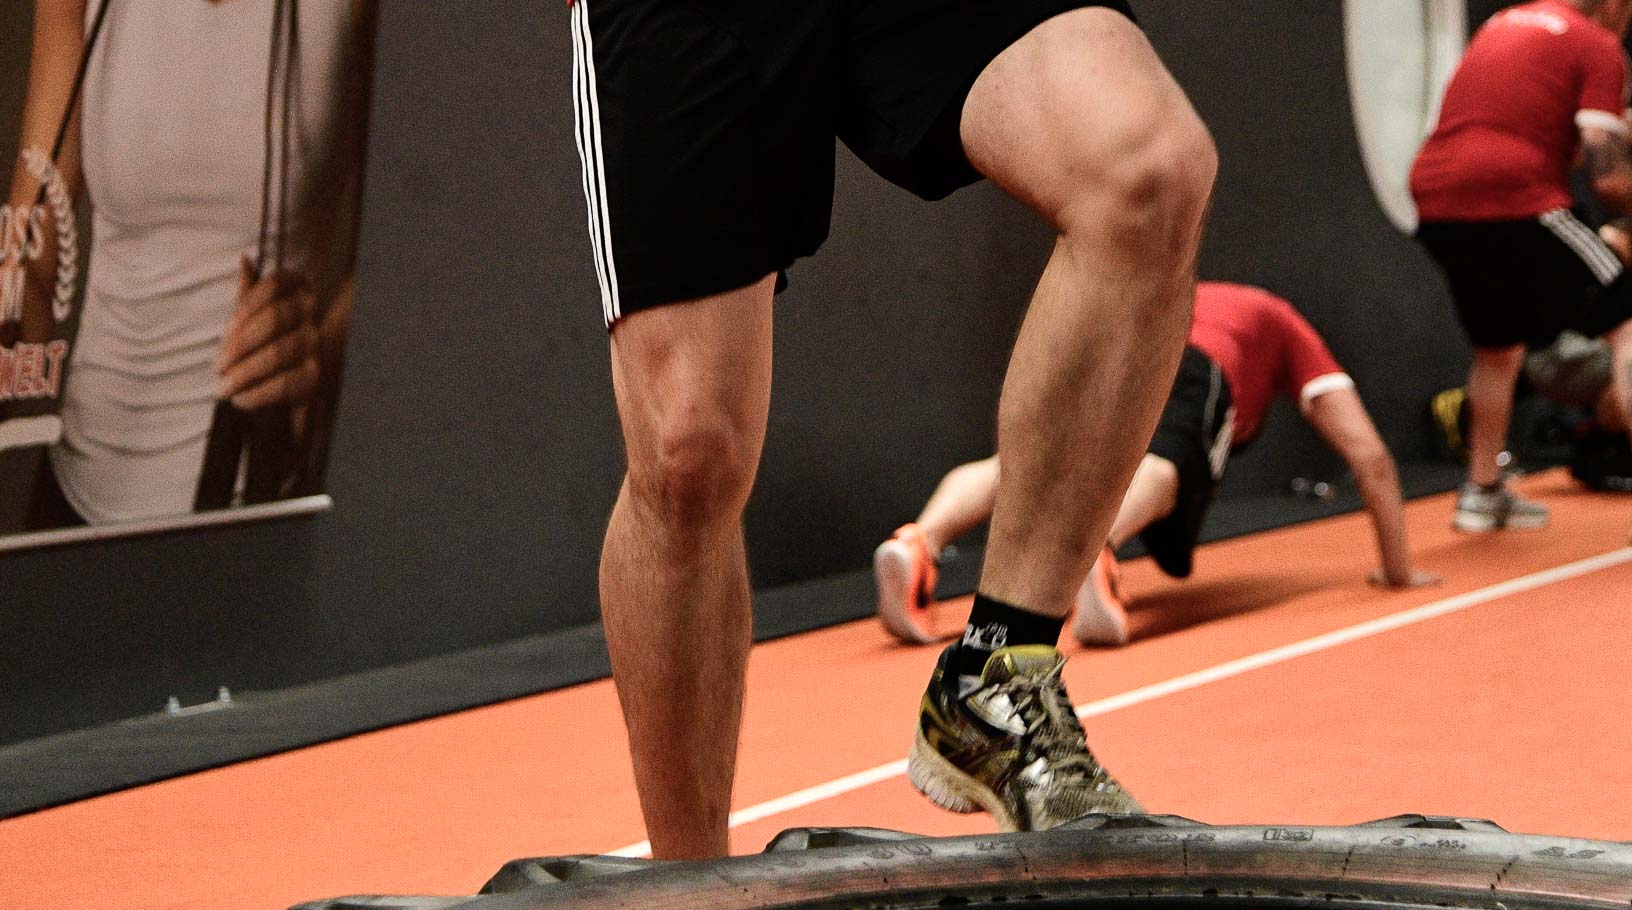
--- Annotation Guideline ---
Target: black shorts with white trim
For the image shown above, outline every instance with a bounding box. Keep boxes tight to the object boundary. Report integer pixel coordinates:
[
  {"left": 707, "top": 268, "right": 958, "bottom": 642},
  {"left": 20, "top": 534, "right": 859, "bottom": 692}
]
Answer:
[
  {"left": 567, "top": 0, "right": 1135, "bottom": 329},
  {"left": 1416, "top": 210, "right": 1632, "bottom": 349},
  {"left": 1139, "top": 346, "right": 1235, "bottom": 580}
]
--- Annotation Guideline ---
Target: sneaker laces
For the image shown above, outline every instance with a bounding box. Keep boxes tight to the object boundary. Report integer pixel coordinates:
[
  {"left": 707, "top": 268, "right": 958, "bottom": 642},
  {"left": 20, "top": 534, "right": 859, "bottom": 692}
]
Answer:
[{"left": 986, "top": 672, "right": 1122, "bottom": 794}]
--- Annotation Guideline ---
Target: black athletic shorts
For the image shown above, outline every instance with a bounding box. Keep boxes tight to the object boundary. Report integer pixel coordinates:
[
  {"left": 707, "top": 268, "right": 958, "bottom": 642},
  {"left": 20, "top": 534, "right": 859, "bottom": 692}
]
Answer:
[
  {"left": 567, "top": 0, "right": 1135, "bottom": 327},
  {"left": 1416, "top": 210, "right": 1632, "bottom": 349},
  {"left": 1139, "top": 346, "right": 1235, "bottom": 580}
]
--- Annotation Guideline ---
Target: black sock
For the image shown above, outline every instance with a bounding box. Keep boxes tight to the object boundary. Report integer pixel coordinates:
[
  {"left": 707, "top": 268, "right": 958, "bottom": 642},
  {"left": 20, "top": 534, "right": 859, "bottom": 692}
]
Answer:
[{"left": 953, "top": 594, "right": 1064, "bottom": 679}]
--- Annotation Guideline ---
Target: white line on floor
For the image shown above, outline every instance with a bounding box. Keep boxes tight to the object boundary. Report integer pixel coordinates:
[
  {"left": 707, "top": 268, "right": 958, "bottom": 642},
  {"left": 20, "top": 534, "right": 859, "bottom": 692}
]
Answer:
[{"left": 608, "top": 546, "right": 1632, "bottom": 857}]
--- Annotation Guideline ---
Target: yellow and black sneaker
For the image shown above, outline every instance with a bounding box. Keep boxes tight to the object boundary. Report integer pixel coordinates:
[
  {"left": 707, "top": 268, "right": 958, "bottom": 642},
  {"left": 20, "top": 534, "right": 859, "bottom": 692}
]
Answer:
[
  {"left": 1431, "top": 387, "right": 1469, "bottom": 462},
  {"left": 908, "top": 643, "right": 1142, "bottom": 831}
]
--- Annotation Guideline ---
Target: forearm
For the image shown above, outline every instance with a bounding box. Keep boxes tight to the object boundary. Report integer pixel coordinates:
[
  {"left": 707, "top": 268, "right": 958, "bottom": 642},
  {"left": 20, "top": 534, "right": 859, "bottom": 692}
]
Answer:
[{"left": 1354, "top": 456, "right": 1413, "bottom": 583}]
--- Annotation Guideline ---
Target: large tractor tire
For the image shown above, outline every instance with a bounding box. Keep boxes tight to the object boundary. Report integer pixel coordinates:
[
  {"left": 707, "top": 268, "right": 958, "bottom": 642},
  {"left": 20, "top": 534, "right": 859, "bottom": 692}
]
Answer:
[{"left": 294, "top": 814, "right": 1632, "bottom": 910}]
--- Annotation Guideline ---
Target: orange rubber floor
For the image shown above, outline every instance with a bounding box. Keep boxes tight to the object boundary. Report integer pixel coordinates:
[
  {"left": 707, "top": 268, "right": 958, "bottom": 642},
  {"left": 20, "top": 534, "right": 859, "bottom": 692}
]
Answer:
[{"left": 2, "top": 470, "right": 1629, "bottom": 910}]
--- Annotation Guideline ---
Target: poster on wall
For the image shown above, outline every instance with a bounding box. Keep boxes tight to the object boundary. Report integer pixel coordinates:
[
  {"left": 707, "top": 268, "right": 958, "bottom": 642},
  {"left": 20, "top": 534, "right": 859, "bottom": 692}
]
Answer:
[{"left": 0, "top": 0, "right": 375, "bottom": 548}]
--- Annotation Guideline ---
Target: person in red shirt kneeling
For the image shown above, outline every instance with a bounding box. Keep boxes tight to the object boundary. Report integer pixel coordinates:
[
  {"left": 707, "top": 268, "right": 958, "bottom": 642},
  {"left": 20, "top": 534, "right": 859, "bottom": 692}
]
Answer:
[{"left": 874, "top": 283, "right": 1439, "bottom": 648}]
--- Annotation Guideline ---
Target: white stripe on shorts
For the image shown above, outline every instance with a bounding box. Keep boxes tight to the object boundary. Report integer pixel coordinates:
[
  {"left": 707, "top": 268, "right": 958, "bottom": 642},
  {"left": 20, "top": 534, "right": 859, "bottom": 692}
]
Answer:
[
  {"left": 1202, "top": 362, "right": 1233, "bottom": 481},
  {"left": 570, "top": 4, "right": 609, "bottom": 325},
  {"left": 571, "top": 0, "right": 622, "bottom": 325},
  {"left": 1539, "top": 208, "right": 1623, "bottom": 286}
]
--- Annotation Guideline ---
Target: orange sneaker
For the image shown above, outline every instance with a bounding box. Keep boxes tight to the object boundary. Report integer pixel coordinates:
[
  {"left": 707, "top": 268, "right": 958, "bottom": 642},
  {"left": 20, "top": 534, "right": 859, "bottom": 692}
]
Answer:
[
  {"left": 874, "top": 523, "right": 941, "bottom": 644},
  {"left": 1072, "top": 547, "right": 1130, "bottom": 646}
]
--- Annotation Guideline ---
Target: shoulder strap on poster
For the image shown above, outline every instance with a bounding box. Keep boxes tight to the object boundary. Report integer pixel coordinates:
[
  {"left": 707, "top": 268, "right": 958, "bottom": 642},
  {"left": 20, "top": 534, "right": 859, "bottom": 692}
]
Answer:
[{"left": 197, "top": 0, "right": 306, "bottom": 511}]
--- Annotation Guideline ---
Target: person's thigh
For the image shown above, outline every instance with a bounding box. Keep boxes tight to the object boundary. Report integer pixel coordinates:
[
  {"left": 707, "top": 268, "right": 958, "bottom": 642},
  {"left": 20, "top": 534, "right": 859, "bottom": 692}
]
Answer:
[
  {"left": 836, "top": 0, "right": 1135, "bottom": 201},
  {"left": 570, "top": 0, "right": 832, "bottom": 330}
]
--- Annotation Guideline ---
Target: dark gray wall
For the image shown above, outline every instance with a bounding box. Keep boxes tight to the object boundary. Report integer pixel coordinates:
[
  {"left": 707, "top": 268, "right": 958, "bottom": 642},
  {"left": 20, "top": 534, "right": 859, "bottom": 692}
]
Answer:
[{"left": 4, "top": 0, "right": 1483, "bottom": 744}]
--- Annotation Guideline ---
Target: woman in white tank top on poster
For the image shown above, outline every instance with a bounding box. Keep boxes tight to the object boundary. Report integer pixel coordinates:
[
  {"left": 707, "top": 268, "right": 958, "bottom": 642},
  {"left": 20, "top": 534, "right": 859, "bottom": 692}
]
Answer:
[{"left": 3, "top": 0, "right": 373, "bottom": 528}]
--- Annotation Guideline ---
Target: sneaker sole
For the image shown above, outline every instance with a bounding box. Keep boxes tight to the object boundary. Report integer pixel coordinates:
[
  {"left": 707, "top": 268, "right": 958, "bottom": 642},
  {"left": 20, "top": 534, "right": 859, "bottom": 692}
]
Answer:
[
  {"left": 1452, "top": 510, "right": 1501, "bottom": 533},
  {"left": 1071, "top": 570, "right": 1129, "bottom": 647},
  {"left": 907, "top": 729, "right": 1020, "bottom": 831},
  {"left": 1453, "top": 510, "right": 1550, "bottom": 532},
  {"left": 875, "top": 542, "right": 936, "bottom": 645},
  {"left": 908, "top": 728, "right": 1147, "bottom": 828}
]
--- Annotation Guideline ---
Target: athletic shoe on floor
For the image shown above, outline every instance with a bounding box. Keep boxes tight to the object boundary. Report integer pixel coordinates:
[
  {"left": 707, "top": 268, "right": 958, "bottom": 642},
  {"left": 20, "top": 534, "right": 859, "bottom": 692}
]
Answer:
[
  {"left": 875, "top": 523, "right": 940, "bottom": 644},
  {"left": 1453, "top": 482, "right": 1550, "bottom": 532},
  {"left": 909, "top": 643, "right": 1142, "bottom": 830},
  {"left": 1072, "top": 548, "right": 1130, "bottom": 646}
]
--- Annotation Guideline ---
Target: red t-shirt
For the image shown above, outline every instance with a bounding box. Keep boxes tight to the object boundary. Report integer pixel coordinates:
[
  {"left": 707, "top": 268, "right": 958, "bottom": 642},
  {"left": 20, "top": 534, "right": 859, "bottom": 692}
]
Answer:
[
  {"left": 1188, "top": 283, "right": 1348, "bottom": 444},
  {"left": 1410, "top": 0, "right": 1629, "bottom": 222}
]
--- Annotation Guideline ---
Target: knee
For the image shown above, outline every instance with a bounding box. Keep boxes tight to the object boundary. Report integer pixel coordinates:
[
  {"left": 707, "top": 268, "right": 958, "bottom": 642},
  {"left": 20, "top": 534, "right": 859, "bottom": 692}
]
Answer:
[
  {"left": 1139, "top": 454, "right": 1180, "bottom": 489},
  {"left": 1057, "top": 108, "right": 1217, "bottom": 256},
  {"left": 627, "top": 415, "right": 759, "bottom": 529},
  {"left": 949, "top": 456, "right": 1000, "bottom": 485}
]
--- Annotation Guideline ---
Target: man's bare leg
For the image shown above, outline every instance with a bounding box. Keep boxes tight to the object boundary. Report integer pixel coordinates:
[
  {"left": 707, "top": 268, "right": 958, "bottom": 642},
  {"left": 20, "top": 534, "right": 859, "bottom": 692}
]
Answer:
[
  {"left": 1604, "top": 320, "right": 1632, "bottom": 432},
  {"left": 1464, "top": 345, "right": 1526, "bottom": 488},
  {"left": 907, "top": 10, "right": 1213, "bottom": 827},
  {"left": 1073, "top": 454, "right": 1179, "bottom": 646},
  {"left": 966, "top": 9, "right": 1216, "bottom": 620},
  {"left": 1455, "top": 343, "right": 1550, "bottom": 531},
  {"left": 912, "top": 450, "right": 1179, "bottom": 598},
  {"left": 600, "top": 275, "right": 775, "bottom": 860},
  {"left": 915, "top": 457, "right": 1001, "bottom": 553},
  {"left": 1105, "top": 455, "right": 1180, "bottom": 551}
]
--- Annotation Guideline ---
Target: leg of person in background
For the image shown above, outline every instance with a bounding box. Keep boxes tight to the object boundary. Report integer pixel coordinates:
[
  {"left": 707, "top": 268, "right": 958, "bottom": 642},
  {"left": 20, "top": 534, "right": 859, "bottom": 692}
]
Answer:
[
  {"left": 877, "top": 450, "right": 1185, "bottom": 649},
  {"left": 1456, "top": 345, "right": 1550, "bottom": 530},
  {"left": 599, "top": 276, "right": 775, "bottom": 860},
  {"left": 1595, "top": 224, "right": 1632, "bottom": 514},
  {"left": 877, "top": 450, "right": 1188, "bottom": 650},
  {"left": 1596, "top": 222, "right": 1632, "bottom": 434},
  {"left": 1594, "top": 377, "right": 1630, "bottom": 432},
  {"left": 915, "top": 457, "right": 1003, "bottom": 555},
  {"left": 1073, "top": 455, "right": 1179, "bottom": 646},
  {"left": 1104, "top": 457, "right": 1181, "bottom": 558},
  {"left": 911, "top": 9, "right": 1215, "bottom": 829},
  {"left": 876, "top": 457, "right": 1000, "bottom": 644},
  {"left": 1602, "top": 320, "right": 1632, "bottom": 432}
]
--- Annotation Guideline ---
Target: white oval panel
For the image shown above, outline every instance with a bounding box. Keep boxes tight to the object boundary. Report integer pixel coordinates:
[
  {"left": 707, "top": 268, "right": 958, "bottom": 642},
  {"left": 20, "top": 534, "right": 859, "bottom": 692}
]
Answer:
[{"left": 1344, "top": 0, "right": 1467, "bottom": 233}]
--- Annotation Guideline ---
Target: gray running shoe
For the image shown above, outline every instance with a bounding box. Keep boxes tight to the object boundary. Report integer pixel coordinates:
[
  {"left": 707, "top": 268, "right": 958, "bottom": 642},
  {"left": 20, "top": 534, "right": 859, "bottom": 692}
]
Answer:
[
  {"left": 1454, "top": 482, "right": 1550, "bottom": 532},
  {"left": 909, "top": 644, "right": 1142, "bottom": 831}
]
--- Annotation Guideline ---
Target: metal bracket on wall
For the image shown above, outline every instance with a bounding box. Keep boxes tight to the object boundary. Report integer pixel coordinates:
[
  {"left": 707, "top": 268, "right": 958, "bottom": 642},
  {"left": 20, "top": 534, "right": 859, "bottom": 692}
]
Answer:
[{"left": 163, "top": 687, "right": 235, "bottom": 718}]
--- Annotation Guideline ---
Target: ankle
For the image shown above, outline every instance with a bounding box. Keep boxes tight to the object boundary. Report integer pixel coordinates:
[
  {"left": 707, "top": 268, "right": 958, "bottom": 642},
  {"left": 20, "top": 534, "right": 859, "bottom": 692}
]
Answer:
[{"left": 954, "top": 593, "right": 1065, "bottom": 678}]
